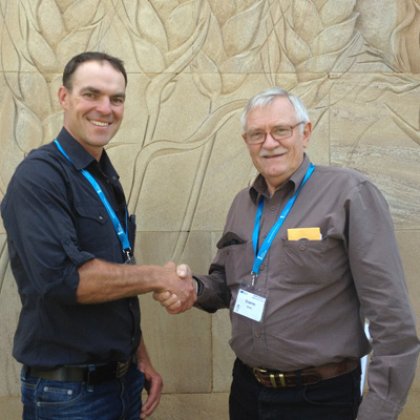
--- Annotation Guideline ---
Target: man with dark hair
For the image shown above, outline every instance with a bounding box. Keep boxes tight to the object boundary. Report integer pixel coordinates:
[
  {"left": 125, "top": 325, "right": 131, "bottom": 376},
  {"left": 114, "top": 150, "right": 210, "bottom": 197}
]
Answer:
[
  {"left": 62, "top": 51, "right": 128, "bottom": 89},
  {"left": 155, "top": 87, "right": 419, "bottom": 420},
  {"left": 1, "top": 51, "right": 195, "bottom": 419}
]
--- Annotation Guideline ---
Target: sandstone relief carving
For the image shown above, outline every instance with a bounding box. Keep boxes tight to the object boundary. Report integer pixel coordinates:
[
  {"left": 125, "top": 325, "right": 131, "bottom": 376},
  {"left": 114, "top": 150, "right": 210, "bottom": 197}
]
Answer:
[{"left": 0, "top": 0, "right": 419, "bottom": 406}]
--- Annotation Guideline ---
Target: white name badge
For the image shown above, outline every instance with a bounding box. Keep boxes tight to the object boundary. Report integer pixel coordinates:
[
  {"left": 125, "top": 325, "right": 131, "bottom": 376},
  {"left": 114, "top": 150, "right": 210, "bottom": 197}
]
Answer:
[{"left": 233, "top": 288, "right": 266, "bottom": 322}]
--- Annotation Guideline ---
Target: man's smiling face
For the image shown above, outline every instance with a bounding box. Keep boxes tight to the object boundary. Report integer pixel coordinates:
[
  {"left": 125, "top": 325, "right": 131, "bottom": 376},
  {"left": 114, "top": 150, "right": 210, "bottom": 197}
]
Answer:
[
  {"left": 58, "top": 60, "right": 126, "bottom": 160},
  {"left": 243, "top": 96, "right": 311, "bottom": 194}
]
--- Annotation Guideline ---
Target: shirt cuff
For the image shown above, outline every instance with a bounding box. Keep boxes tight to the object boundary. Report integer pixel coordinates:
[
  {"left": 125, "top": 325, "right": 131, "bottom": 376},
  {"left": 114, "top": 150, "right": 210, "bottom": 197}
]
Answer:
[
  {"left": 193, "top": 276, "right": 203, "bottom": 296},
  {"left": 357, "top": 392, "right": 403, "bottom": 420}
]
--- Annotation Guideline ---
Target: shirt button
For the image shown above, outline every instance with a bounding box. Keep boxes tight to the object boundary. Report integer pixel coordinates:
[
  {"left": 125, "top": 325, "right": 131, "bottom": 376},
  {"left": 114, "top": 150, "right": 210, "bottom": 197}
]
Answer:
[
  {"left": 98, "top": 215, "right": 104, "bottom": 221},
  {"left": 270, "top": 206, "right": 276, "bottom": 212}
]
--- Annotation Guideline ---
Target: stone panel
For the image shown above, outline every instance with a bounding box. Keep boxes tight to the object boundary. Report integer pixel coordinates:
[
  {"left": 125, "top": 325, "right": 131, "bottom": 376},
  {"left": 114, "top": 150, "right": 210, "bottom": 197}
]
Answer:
[
  {"left": 153, "top": 392, "right": 229, "bottom": 420},
  {"left": 212, "top": 310, "right": 235, "bottom": 392},
  {"left": 330, "top": 75, "right": 420, "bottom": 228},
  {"left": 136, "top": 231, "right": 213, "bottom": 394},
  {"left": 0, "top": 397, "right": 22, "bottom": 420}
]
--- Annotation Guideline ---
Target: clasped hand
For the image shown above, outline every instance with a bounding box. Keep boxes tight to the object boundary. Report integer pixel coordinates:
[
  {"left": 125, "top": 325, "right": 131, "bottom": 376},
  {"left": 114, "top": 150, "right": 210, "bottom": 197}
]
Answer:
[{"left": 154, "top": 262, "right": 195, "bottom": 314}]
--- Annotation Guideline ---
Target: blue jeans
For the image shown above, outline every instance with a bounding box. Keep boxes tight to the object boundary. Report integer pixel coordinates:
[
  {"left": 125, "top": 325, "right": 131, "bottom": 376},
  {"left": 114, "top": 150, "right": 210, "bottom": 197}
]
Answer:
[
  {"left": 21, "top": 363, "right": 144, "bottom": 420},
  {"left": 229, "top": 359, "right": 361, "bottom": 420}
]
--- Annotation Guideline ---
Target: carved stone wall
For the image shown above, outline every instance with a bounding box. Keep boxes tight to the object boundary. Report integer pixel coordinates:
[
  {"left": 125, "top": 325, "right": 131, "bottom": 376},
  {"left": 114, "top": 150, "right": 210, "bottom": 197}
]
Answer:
[{"left": 0, "top": 1, "right": 419, "bottom": 419}]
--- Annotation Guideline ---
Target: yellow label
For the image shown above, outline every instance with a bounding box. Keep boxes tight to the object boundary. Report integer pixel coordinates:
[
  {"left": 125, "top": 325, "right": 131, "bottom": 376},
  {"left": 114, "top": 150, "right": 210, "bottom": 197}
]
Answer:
[{"left": 287, "top": 227, "right": 321, "bottom": 241}]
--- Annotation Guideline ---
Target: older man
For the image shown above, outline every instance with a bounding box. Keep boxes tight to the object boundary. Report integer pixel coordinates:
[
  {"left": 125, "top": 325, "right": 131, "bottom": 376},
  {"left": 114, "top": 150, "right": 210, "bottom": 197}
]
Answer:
[{"left": 156, "top": 87, "right": 419, "bottom": 420}]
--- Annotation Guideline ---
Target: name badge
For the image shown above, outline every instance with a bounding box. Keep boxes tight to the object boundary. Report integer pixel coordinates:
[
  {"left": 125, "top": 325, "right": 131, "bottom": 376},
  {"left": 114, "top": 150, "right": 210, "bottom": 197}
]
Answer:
[{"left": 233, "top": 288, "right": 266, "bottom": 322}]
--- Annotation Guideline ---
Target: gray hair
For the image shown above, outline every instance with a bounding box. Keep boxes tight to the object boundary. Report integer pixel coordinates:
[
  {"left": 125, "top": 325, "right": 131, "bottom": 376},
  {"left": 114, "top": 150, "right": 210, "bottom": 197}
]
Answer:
[{"left": 240, "top": 87, "right": 310, "bottom": 132}]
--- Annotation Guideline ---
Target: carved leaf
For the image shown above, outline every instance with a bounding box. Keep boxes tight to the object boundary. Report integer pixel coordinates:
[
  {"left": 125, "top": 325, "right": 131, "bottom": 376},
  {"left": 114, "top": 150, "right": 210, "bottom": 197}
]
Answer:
[
  {"left": 167, "top": 0, "right": 200, "bottom": 49},
  {"left": 192, "top": 52, "right": 222, "bottom": 98},
  {"left": 207, "top": 0, "right": 236, "bottom": 26},
  {"left": 161, "top": 81, "right": 177, "bottom": 104},
  {"left": 27, "top": 24, "right": 58, "bottom": 73},
  {"left": 14, "top": 98, "right": 44, "bottom": 153},
  {"left": 392, "top": 0, "right": 420, "bottom": 72},
  {"left": 62, "top": 0, "right": 101, "bottom": 32},
  {"left": 38, "top": 0, "right": 65, "bottom": 47},
  {"left": 293, "top": 0, "right": 323, "bottom": 43},
  {"left": 1, "top": 23, "right": 22, "bottom": 99},
  {"left": 135, "top": 0, "right": 168, "bottom": 51},
  {"left": 261, "top": 29, "right": 282, "bottom": 75},
  {"left": 19, "top": 72, "right": 52, "bottom": 121},
  {"left": 320, "top": 0, "right": 357, "bottom": 26},
  {"left": 311, "top": 13, "right": 358, "bottom": 55},
  {"left": 133, "top": 37, "right": 166, "bottom": 73},
  {"left": 222, "top": 2, "right": 264, "bottom": 55},
  {"left": 201, "top": 15, "right": 225, "bottom": 64},
  {"left": 56, "top": 26, "right": 99, "bottom": 65},
  {"left": 285, "top": 21, "right": 312, "bottom": 64}
]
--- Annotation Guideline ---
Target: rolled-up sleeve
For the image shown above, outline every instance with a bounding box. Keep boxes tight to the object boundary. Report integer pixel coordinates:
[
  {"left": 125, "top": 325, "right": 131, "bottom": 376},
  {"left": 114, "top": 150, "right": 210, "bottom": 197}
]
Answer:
[{"left": 2, "top": 158, "right": 94, "bottom": 305}]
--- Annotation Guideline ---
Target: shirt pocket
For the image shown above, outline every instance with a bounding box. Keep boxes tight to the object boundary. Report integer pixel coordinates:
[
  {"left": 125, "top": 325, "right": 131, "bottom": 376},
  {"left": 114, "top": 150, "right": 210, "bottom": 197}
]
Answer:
[
  {"left": 221, "top": 241, "right": 253, "bottom": 288},
  {"left": 75, "top": 204, "right": 108, "bottom": 225},
  {"left": 280, "top": 236, "right": 347, "bottom": 286},
  {"left": 74, "top": 205, "right": 113, "bottom": 254}
]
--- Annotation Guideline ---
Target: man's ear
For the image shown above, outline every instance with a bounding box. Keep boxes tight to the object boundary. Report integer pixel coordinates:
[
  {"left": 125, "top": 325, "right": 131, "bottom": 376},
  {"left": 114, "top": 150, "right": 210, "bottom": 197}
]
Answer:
[
  {"left": 57, "top": 85, "right": 69, "bottom": 109},
  {"left": 302, "top": 121, "right": 312, "bottom": 148}
]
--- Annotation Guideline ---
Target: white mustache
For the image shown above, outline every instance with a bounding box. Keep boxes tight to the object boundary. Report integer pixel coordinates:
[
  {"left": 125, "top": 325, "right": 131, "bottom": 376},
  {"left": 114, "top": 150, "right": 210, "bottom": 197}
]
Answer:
[{"left": 259, "top": 148, "right": 286, "bottom": 157}]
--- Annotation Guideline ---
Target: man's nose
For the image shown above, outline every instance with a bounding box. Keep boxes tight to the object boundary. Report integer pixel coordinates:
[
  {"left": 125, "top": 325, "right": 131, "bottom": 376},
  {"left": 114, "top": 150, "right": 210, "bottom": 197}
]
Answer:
[
  {"left": 262, "top": 131, "right": 279, "bottom": 148},
  {"left": 96, "top": 97, "right": 112, "bottom": 114}
]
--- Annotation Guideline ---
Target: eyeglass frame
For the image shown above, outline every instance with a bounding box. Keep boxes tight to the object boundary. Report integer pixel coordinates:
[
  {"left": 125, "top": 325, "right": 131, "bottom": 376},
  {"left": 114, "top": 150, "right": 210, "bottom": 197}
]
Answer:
[{"left": 242, "top": 121, "right": 306, "bottom": 145}]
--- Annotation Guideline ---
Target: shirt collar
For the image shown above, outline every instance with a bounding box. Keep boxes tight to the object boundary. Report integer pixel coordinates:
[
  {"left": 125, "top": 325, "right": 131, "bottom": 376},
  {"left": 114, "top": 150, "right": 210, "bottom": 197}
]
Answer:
[
  {"left": 56, "top": 127, "right": 119, "bottom": 180},
  {"left": 249, "top": 154, "right": 311, "bottom": 203}
]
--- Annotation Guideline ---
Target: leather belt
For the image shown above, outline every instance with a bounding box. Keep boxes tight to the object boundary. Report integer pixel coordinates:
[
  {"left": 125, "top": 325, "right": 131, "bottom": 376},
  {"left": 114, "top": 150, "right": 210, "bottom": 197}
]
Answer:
[
  {"left": 26, "top": 359, "right": 132, "bottom": 385},
  {"left": 248, "top": 358, "right": 359, "bottom": 388}
]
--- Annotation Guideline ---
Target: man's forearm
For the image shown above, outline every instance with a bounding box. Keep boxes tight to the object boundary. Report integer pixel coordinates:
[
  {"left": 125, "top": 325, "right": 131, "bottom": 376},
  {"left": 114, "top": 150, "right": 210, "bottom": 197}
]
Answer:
[{"left": 76, "top": 259, "right": 193, "bottom": 304}]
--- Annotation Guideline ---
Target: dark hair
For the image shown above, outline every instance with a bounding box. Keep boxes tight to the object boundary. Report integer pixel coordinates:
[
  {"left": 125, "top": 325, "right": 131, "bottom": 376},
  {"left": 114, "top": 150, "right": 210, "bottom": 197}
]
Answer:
[{"left": 62, "top": 51, "right": 128, "bottom": 90}]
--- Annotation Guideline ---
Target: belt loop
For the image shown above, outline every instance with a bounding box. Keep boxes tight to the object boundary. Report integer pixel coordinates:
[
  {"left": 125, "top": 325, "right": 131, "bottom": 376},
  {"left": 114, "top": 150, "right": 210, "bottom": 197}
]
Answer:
[
  {"left": 295, "top": 370, "right": 302, "bottom": 387},
  {"left": 86, "top": 364, "right": 97, "bottom": 391},
  {"left": 21, "top": 366, "right": 29, "bottom": 380}
]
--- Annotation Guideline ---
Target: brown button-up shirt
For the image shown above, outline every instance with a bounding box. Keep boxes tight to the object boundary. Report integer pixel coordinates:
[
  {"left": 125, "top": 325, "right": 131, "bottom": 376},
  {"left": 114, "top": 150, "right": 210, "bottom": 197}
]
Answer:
[{"left": 195, "top": 155, "right": 419, "bottom": 420}]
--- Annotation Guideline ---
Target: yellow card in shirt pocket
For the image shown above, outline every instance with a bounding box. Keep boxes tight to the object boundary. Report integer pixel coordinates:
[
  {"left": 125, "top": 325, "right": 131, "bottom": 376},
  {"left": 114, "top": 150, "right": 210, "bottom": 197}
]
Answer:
[{"left": 287, "top": 227, "right": 322, "bottom": 241}]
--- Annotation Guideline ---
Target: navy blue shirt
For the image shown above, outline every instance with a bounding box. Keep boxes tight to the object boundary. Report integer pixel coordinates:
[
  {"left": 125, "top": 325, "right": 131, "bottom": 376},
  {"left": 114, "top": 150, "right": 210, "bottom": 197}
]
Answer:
[{"left": 1, "top": 128, "right": 141, "bottom": 368}]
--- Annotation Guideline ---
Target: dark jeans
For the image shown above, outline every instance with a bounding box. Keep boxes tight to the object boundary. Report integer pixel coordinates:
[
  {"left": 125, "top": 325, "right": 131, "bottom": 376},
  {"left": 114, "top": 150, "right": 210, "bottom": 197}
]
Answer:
[
  {"left": 21, "top": 363, "right": 144, "bottom": 420},
  {"left": 229, "top": 359, "right": 361, "bottom": 420}
]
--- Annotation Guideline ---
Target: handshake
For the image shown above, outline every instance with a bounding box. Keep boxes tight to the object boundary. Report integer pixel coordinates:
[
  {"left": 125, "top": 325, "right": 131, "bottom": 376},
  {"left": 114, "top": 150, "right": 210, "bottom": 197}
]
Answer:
[{"left": 153, "top": 262, "right": 196, "bottom": 314}]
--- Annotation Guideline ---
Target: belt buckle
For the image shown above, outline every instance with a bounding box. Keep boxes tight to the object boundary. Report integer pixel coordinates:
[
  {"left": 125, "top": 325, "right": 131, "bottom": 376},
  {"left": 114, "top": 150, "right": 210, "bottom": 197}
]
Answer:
[
  {"left": 252, "top": 367, "right": 266, "bottom": 383},
  {"left": 116, "top": 360, "right": 130, "bottom": 378},
  {"left": 253, "top": 367, "right": 286, "bottom": 388}
]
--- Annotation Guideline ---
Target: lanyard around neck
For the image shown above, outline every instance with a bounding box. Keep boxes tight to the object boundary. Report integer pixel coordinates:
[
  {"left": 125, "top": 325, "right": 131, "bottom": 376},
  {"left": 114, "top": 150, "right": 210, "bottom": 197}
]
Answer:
[
  {"left": 54, "top": 139, "right": 132, "bottom": 257},
  {"left": 251, "top": 163, "right": 315, "bottom": 280}
]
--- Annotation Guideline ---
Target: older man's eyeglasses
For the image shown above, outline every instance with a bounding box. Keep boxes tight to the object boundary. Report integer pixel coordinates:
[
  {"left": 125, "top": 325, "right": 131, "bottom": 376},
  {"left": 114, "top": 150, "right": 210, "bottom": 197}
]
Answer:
[{"left": 244, "top": 122, "right": 305, "bottom": 145}]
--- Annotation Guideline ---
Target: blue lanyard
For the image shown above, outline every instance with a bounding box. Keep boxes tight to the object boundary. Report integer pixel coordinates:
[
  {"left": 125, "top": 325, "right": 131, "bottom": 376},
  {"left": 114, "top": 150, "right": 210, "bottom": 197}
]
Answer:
[
  {"left": 54, "top": 139, "right": 132, "bottom": 257},
  {"left": 251, "top": 163, "right": 315, "bottom": 280}
]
